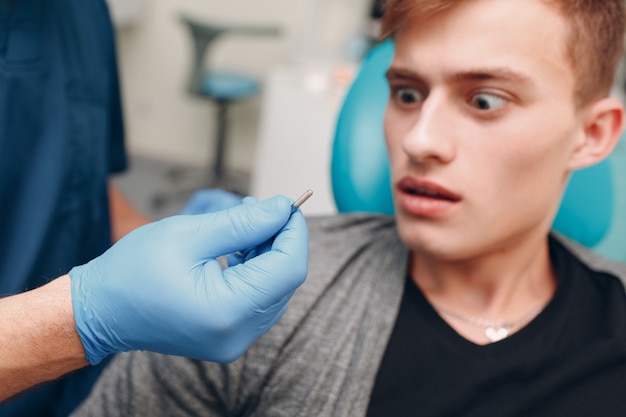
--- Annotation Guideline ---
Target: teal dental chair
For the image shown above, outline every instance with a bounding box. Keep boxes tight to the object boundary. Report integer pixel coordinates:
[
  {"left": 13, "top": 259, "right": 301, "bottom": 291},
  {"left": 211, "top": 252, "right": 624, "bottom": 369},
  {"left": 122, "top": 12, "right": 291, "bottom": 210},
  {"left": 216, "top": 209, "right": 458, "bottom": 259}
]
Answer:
[{"left": 332, "top": 40, "right": 626, "bottom": 263}]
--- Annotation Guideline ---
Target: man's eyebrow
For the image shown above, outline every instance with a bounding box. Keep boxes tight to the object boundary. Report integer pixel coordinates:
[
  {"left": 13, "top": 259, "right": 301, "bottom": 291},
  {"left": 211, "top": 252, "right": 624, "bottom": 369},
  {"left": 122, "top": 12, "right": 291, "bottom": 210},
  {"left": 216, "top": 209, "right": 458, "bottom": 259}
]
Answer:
[
  {"left": 385, "top": 66, "right": 533, "bottom": 87},
  {"left": 385, "top": 68, "right": 421, "bottom": 81},
  {"left": 450, "top": 68, "right": 534, "bottom": 85}
]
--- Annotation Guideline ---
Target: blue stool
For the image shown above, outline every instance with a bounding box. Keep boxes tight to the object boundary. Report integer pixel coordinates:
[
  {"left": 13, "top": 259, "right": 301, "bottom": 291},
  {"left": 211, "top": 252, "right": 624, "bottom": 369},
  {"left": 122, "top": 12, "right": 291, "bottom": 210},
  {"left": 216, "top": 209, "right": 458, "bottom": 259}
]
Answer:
[
  {"left": 332, "top": 40, "right": 625, "bottom": 262},
  {"left": 153, "top": 15, "right": 280, "bottom": 207}
]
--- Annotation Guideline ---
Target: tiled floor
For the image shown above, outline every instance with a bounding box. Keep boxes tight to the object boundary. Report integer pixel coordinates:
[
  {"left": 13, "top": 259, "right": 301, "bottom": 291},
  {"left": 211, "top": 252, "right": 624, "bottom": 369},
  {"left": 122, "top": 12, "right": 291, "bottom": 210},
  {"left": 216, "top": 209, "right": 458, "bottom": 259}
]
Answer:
[{"left": 111, "top": 156, "right": 185, "bottom": 219}]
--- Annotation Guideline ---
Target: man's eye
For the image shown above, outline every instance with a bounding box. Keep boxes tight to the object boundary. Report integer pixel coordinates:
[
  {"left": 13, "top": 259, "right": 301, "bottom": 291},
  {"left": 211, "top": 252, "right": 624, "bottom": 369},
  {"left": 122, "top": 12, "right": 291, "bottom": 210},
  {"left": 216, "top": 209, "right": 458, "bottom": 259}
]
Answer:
[
  {"left": 469, "top": 93, "right": 506, "bottom": 110},
  {"left": 395, "top": 87, "right": 423, "bottom": 105}
]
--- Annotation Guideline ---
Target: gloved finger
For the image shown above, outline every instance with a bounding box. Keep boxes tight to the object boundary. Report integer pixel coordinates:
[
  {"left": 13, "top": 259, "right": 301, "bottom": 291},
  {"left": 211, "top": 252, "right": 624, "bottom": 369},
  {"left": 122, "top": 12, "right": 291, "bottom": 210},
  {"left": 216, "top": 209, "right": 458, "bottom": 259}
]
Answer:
[
  {"left": 226, "top": 246, "right": 263, "bottom": 265},
  {"left": 224, "top": 210, "right": 308, "bottom": 304},
  {"left": 260, "top": 295, "right": 292, "bottom": 331},
  {"left": 241, "top": 196, "right": 259, "bottom": 204},
  {"left": 237, "top": 208, "right": 303, "bottom": 264},
  {"left": 269, "top": 209, "right": 308, "bottom": 258},
  {"left": 178, "top": 188, "right": 243, "bottom": 215},
  {"left": 185, "top": 195, "right": 292, "bottom": 259},
  {"left": 243, "top": 195, "right": 295, "bottom": 206},
  {"left": 241, "top": 247, "right": 258, "bottom": 262},
  {"left": 227, "top": 252, "right": 245, "bottom": 267},
  {"left": 236, "top": 193, "right": 298, "bottom": 259},
  {"left": 250, "top": 240, "right": 273, "bottom": 259}
]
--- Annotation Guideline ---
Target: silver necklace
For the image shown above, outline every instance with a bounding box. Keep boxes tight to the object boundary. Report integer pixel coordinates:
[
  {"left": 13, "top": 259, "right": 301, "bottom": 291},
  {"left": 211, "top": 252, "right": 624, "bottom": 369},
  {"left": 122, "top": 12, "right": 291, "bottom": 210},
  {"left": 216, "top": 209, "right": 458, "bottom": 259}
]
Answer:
[{"left": 434, "top": 304, "right": 545, "bottom": 343}]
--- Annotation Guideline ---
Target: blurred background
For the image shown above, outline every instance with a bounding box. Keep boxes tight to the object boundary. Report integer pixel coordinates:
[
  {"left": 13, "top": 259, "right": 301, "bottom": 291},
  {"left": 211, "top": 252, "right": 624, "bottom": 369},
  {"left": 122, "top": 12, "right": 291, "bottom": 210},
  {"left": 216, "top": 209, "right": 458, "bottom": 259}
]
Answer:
[{"left": 106, "top": 0, "right": 382, "bottom": 217}]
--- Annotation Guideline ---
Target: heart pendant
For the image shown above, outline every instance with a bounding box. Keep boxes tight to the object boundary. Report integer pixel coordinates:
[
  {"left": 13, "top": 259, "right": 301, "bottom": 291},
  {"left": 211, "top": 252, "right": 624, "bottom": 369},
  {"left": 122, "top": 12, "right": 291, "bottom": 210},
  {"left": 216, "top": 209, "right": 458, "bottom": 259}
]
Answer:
[{"left": 485, "top": 327, "right": 509, "bottom": 342}]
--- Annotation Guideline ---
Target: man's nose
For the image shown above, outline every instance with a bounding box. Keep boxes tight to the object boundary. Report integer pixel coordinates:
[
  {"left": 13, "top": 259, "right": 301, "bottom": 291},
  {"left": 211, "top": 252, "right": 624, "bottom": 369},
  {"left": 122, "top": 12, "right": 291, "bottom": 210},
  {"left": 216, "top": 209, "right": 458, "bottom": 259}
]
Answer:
[{"left": 402, "top": 91, "right": 456, "bottom": 164}]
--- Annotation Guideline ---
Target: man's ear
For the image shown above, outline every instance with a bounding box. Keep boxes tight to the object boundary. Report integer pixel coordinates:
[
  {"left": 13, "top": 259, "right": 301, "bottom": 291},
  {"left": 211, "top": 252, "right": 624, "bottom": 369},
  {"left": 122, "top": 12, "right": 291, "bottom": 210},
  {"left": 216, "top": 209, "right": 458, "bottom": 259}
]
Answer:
[{"left": 568, "top": 97, "right": 624, "bottom": 170}]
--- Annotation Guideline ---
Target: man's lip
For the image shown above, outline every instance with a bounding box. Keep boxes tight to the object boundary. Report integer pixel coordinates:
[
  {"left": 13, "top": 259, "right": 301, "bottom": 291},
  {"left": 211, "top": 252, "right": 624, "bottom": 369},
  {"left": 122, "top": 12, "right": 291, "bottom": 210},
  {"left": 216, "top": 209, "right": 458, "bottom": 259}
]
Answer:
[{"left": 397, "top": 177, "right": 462, "bottom": 202}]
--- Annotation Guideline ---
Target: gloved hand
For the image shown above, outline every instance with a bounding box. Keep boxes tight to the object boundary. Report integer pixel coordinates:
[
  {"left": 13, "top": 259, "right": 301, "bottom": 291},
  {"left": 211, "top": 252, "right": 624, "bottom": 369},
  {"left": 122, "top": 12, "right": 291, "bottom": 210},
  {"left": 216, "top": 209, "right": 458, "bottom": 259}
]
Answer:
[
  {"left": 69, "top": 195, "right": 308, "bottom": 365},
  {"left": 179, "top": 188, "right": 243, "bottom": 215}
]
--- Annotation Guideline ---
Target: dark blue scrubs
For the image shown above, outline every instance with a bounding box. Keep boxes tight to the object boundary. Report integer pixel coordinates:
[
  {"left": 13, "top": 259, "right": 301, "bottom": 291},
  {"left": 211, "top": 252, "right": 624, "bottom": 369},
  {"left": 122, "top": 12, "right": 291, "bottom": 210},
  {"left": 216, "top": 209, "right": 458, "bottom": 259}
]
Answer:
[{"left": 0, "top": 0, "right": 127, "bottom": 415}]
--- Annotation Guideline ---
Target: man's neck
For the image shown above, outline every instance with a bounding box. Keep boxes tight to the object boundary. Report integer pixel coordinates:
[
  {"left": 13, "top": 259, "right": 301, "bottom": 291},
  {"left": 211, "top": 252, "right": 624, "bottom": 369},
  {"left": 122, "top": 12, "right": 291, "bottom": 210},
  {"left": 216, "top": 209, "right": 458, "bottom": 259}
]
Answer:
[{"left": 410, "top": 235, "right": 557, "bottom": 344}]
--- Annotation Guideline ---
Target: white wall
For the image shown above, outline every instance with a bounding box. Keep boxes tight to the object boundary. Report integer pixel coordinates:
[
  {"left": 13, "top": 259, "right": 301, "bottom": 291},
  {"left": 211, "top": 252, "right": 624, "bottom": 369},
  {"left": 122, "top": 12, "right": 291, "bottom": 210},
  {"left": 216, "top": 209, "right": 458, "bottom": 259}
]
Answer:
[{"left": 109, "top": 0, "right": 371, "bottom": 170}]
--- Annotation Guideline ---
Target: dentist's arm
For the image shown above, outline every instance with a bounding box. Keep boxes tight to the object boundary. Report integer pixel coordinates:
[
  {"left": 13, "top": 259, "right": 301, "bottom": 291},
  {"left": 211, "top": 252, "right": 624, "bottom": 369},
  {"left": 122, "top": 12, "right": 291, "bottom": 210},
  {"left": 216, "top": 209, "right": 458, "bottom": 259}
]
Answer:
[
  {"left": 0, "top": 276, "right": 87, "bottom": 401},
  {"left": 0, "top": 196, "right": 308, "bottom": 402}
]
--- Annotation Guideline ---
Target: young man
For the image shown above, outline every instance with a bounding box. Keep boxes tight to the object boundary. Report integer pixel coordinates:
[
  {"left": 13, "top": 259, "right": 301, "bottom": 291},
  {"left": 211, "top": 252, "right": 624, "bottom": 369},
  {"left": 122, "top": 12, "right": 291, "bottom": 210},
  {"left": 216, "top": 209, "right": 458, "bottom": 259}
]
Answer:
[{"left": 71, "top": 0, "right": 626, "bottom": 415}]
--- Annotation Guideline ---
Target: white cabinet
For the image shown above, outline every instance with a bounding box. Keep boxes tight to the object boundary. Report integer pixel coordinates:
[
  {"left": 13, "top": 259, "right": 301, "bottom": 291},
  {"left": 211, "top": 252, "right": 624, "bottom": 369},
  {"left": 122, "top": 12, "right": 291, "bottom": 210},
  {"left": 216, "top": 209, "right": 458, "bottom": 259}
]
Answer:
[{"left": 251, "top": 65, "right": 354, "bottom": 215}]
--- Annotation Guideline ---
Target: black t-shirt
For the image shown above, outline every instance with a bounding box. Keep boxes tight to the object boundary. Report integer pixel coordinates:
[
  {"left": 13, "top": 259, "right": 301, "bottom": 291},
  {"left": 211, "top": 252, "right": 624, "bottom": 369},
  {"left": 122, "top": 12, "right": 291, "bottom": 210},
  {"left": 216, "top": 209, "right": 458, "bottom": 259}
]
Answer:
[{"left": 366, "top": 237, "right": 626, "bottom": 416}]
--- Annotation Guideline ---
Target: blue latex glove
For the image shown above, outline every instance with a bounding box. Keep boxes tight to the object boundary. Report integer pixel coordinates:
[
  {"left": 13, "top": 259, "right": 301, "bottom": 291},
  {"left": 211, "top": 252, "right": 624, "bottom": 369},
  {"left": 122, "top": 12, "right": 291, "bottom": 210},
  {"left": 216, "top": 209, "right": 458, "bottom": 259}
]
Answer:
[
  {"left": 69, "top": 195, "right": 308, "bottom": 365},
  {"left": 179, "top": 188, "right": 243, "bottom": 215}
]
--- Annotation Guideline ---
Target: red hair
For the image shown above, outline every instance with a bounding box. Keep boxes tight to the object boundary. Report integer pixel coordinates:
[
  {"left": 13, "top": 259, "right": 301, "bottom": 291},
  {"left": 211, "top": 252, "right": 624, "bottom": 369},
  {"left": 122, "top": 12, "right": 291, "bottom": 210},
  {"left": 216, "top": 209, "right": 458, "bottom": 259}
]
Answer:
[{"left": 381, "top": 0, "right": 626, "bottom": 106}]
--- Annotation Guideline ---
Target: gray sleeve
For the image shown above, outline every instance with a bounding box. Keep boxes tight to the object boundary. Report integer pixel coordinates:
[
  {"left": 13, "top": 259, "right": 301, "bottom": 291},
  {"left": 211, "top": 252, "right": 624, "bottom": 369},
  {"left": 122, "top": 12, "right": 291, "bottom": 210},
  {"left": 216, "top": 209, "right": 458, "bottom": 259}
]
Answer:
[{"left": 72, "top": 351, "right": 243, "bottom": 417}]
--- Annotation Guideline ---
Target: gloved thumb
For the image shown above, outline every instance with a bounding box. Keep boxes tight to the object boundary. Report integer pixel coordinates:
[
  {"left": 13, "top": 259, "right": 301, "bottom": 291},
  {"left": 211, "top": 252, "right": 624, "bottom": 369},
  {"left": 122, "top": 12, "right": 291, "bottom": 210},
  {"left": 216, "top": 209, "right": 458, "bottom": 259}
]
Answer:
[{"left": 183, "top": 195, "right": 292, "bottom": 259}]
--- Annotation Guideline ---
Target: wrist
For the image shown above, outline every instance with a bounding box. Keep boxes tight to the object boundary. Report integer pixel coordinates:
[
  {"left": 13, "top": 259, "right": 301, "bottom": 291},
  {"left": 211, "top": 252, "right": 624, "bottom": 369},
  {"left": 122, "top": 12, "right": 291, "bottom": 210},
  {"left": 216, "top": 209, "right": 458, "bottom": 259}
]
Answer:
[
  {"left": 47, "top": 275, "right": 89, "bottom": 365},
  {"left": 21, "top": 275, "right": 88, "bottom": 370},
  {"left": 70, "top": 264, "right": 134, "bottom": 365},
  {"left": 0, "top": 275, "right": 88, "bottom": 401}
]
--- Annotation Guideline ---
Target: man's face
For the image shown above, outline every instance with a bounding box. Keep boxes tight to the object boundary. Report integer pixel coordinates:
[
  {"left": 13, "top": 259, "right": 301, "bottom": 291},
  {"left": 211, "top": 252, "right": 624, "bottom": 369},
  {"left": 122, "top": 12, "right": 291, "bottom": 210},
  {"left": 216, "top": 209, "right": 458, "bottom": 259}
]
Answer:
[{"left": 385, "top": 0, "right": 586, "bottom": 260}]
